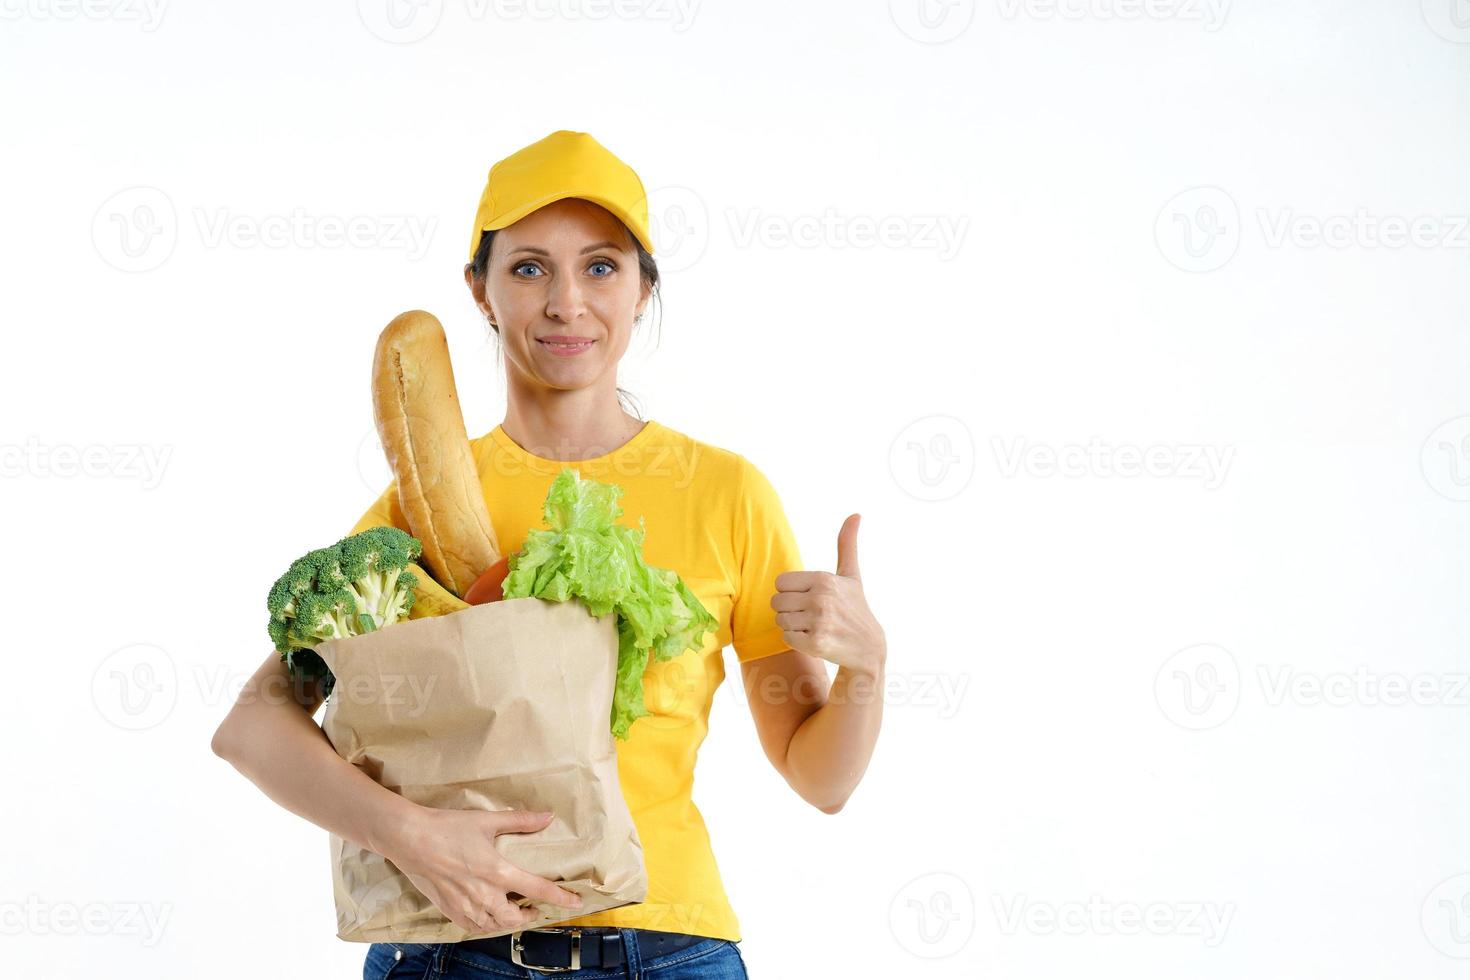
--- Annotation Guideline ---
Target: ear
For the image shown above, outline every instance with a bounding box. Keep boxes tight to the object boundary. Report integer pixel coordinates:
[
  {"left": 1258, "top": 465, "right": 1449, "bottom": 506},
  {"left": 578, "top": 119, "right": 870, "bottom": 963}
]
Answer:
[
  {"left": 464, "top": 264, "right": 496, "bottom": 326},
  {"left": 636, "top": 279, "right": 652, "bottom": 322}
]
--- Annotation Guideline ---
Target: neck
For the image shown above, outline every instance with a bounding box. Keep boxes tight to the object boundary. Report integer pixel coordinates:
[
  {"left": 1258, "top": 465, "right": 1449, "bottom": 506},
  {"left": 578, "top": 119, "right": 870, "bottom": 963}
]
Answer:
[{"left": 501, "top": 376, "right": 644, "bottom": 462}]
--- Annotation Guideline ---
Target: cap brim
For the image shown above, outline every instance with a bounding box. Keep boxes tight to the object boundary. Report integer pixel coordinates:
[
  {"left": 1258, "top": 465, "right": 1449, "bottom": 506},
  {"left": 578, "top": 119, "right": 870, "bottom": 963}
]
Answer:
[{"left": 484, "top": 189, "right": 655, "bottom": 256}]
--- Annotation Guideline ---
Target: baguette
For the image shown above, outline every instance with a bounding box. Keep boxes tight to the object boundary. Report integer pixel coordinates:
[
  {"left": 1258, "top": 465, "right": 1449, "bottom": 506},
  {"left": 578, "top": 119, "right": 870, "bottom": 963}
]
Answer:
[{"left": 371, "top": 310, "right": 501, "bottom": 597}]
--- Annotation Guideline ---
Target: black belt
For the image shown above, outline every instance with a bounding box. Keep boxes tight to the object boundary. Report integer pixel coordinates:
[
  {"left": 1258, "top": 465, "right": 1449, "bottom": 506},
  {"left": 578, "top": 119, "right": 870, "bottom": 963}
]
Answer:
[{"left": 459, "top": 926, "right": 706, "bottom": 973}]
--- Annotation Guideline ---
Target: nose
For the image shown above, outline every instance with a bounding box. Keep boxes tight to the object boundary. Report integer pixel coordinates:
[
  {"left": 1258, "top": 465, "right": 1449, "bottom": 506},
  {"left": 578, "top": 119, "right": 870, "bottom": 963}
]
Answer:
[{"left": 543, "top": 271, "right": 587, "bottom": 324}]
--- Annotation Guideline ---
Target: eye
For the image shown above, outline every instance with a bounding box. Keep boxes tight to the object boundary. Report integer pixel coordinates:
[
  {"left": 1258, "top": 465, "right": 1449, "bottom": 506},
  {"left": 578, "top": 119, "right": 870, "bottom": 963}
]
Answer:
[
  {"left": 588, "top": 260, "right": 615, "bottom": 278},
  {"left": 512, "top": 261, "right": 542, "bottom": 278}
]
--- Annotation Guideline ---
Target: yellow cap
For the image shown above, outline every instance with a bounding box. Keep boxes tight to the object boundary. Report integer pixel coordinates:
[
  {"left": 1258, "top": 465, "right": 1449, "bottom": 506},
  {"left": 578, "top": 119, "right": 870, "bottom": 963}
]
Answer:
[{"left": 467, "top": 130, "right": 654, "bottom": 262}]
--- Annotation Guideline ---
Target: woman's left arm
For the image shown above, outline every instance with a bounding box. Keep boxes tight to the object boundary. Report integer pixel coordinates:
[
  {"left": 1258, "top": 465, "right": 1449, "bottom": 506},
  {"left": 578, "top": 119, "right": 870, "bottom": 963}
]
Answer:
[{"left": 739, "top": 514, "right": 886, "bottom": 814}]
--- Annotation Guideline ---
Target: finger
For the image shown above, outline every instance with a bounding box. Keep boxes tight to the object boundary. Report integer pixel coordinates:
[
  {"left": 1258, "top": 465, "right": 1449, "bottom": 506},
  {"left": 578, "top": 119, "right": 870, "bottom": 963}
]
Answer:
[
  {"left": 410, "top": 874, "right": 471, "bottom": 932},
  {"left": 465, "top": 882, "right": 517, "bottom": 933},
  {"left": 456, "top": 896, "right": 494, "bottom": 934},
  {"left": 426, "top": 885, "right": 473, "bottom": 934},
  {"left": 504, "top": 865, "right": 584, "bottom": 909},
  {"left": 770, "top": 591, "right": 811, "bottom": 612},
  {"left": 836, "top": 513, "right": 861, "bottom": 582},
  {"left": 774, "top": 610, "right": 815, "bottom": 632},
  {"left": 492, "top": 809, "right": 555, "bottom": 835},
  {"left": 488, "top": 894, "right": 538, "bottom": 930},
  {"left": 775, "top": 570, "right": 823, "bottom": 593}
]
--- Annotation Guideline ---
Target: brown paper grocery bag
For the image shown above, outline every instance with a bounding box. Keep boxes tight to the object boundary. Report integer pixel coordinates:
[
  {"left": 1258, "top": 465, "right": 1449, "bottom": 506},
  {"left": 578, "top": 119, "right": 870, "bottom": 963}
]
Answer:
[{"left": 314, "top": 595, "right": 647, "bottom": 943}]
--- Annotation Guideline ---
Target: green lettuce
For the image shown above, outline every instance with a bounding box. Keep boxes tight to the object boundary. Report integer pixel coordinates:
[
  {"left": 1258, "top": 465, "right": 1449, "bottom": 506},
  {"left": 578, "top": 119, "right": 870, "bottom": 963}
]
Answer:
[{"left": 501, "top": 467, "right": 718, "bottom": 739}]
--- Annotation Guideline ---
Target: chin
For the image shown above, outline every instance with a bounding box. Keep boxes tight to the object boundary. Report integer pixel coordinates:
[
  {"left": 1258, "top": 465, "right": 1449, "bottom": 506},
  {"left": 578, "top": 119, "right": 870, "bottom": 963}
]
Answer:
[{"left": 540, "top": 361, "right": 606, "bottom": 385}]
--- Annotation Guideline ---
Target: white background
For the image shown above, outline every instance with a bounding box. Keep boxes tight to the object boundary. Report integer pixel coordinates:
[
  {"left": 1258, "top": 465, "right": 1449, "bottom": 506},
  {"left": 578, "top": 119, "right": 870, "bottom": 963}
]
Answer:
[{"left": 4, "top": 1, "right": 1470, "bottom": 977}]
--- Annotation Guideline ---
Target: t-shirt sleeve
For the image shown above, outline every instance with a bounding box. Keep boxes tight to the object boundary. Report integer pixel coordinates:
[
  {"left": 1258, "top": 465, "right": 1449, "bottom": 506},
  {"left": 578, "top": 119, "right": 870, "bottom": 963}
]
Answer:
[
  {"left": 731, "top": 459, "right": 804, "bottom": 663},
  {"left": 348, "top": 482, "right": 409, "bottom": 537}
]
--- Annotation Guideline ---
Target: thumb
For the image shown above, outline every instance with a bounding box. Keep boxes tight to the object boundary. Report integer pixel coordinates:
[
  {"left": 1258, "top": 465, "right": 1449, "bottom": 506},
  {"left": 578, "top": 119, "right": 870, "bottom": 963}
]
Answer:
[
  {"left": 497, "top": 809, "right": 555, "bottom": 835},
  {"left": 836, "top": 513, "right": 862, "bottom": 582}
]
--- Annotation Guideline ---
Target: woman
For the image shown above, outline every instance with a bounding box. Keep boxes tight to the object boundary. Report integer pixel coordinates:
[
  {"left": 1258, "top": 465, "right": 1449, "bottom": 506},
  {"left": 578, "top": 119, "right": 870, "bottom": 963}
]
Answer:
[{"left": 212, "top": 130, "right": 888, "bottom": 978}]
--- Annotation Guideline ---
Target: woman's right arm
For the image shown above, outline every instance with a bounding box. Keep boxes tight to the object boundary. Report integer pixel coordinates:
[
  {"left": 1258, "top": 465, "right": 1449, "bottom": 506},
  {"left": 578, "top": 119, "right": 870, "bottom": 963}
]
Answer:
[{"left": 210, "top": 650, "right": 583, "bottom": 932}]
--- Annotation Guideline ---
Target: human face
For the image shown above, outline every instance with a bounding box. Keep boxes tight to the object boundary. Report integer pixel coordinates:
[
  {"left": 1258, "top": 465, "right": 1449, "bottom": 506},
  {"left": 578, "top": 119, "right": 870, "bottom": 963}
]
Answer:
[{"left": 470, "top": 198, "right": 649, "bottom": 393}]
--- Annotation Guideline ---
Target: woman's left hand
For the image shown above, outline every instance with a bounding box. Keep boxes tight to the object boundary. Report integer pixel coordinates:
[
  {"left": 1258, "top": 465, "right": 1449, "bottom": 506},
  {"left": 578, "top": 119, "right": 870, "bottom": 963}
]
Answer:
[{"left": 772, "top": 514, "right": 887, "bottom": 675}]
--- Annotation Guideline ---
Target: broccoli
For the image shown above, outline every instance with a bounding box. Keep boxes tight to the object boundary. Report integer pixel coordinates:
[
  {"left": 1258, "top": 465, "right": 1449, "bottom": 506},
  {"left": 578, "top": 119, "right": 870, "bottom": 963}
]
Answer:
[{"left": 266, "top": 526, "right": 422, "bottom": 694}]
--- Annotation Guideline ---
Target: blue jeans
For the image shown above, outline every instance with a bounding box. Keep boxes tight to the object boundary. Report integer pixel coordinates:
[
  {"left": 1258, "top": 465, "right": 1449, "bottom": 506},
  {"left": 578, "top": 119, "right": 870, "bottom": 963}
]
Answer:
[{"left": 363, "top": 932, "right": 749, "bottom": 979}]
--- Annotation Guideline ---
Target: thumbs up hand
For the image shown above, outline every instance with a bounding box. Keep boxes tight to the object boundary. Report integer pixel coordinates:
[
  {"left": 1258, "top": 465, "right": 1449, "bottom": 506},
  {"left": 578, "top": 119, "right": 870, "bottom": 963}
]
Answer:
[{"left": 772, "top": 514, "right": 888, "bottom": 676}]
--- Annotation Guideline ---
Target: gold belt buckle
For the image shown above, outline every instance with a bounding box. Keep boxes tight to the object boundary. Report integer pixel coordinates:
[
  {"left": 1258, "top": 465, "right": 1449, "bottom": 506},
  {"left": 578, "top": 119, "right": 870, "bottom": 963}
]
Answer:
[{"left": 511, "top": 926, "right": 582, "bottom": 973}]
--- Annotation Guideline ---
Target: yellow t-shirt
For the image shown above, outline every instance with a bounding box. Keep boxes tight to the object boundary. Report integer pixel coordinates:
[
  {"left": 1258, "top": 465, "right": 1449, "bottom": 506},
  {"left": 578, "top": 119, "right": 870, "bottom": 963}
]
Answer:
[{"left": 346, "top": 419, "right": 803, "bottom": 942}]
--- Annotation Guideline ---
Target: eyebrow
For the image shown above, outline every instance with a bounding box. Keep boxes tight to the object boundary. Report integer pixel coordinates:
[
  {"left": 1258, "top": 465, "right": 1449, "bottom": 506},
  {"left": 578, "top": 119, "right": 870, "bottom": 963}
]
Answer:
[{"left": 507, "top": 240, "right": 625, "bottom": 257}]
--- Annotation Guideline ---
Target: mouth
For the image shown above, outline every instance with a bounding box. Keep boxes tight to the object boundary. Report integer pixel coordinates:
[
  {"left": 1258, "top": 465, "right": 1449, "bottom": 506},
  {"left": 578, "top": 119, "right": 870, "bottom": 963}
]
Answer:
[{"left": 538, "top": 337, "right": 597, "bottom": 356}]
